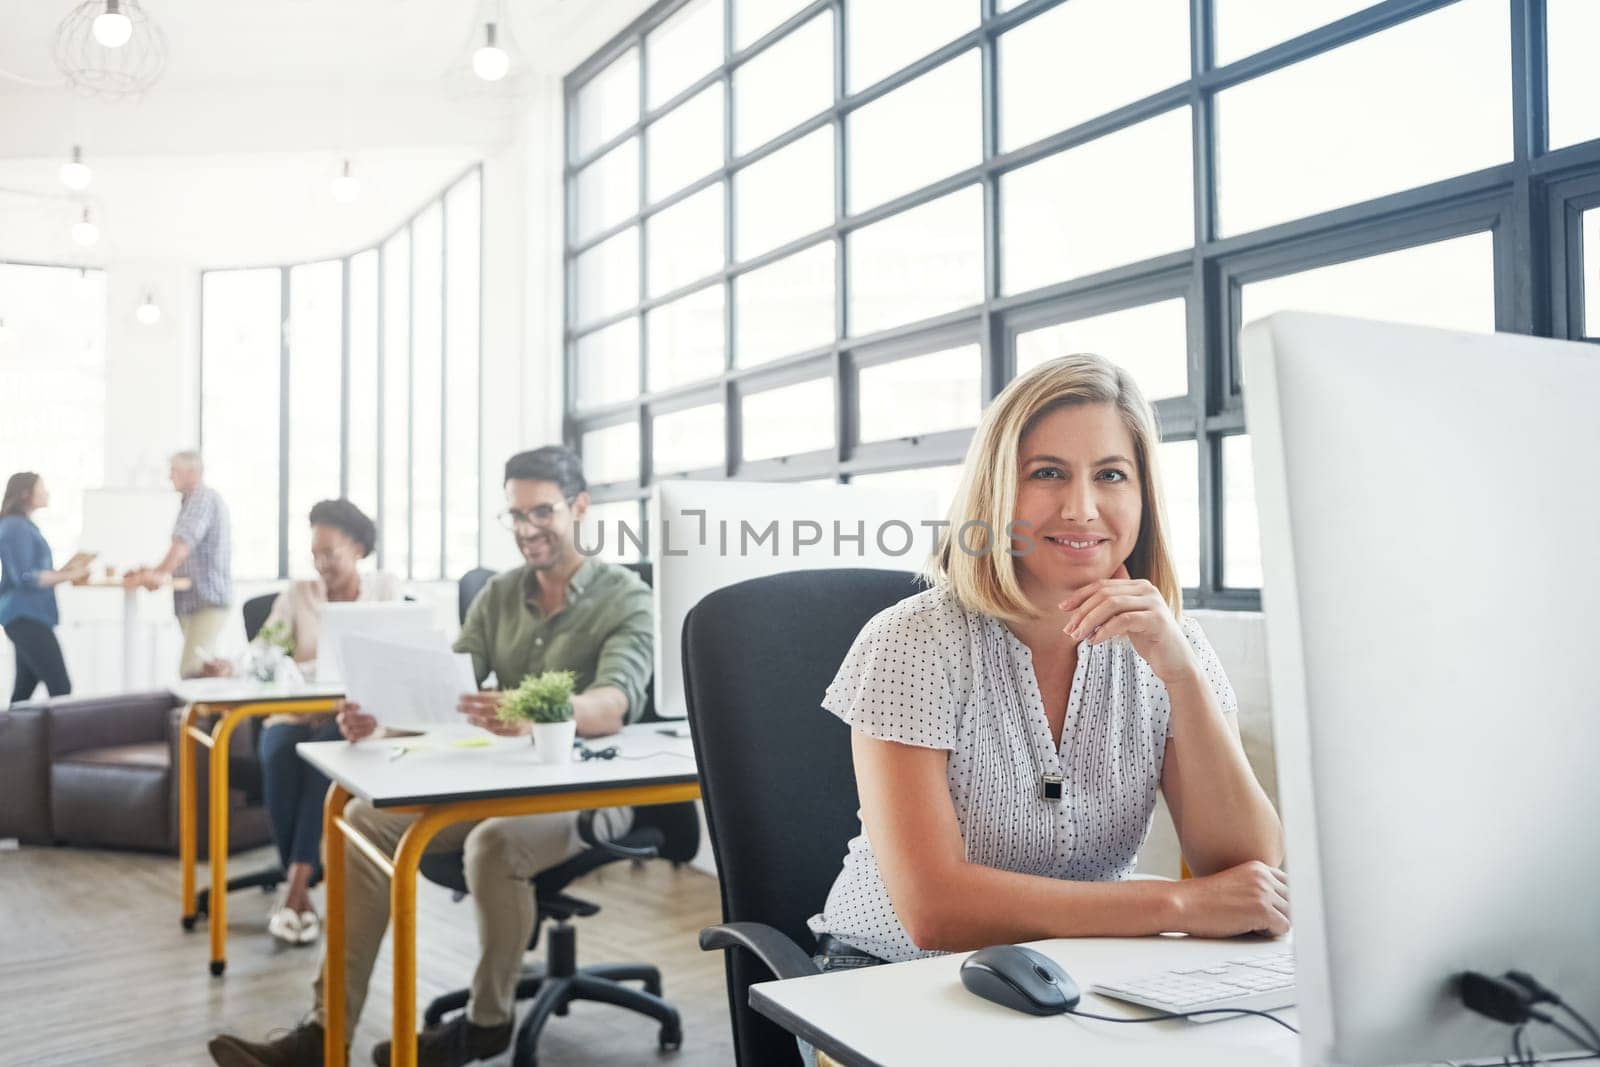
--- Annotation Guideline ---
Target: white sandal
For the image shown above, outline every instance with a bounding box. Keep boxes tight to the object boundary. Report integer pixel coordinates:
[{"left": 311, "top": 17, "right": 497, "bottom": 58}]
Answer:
[
  {"left": 267, "top": 905, "right": 303, "bottom": 946},
  {"left": 296, "top": 909, "right": 321, "bottom": 945}
]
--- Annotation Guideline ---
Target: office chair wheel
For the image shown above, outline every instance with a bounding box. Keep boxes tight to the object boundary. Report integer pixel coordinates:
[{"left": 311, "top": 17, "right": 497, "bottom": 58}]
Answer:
[
  {"left": 658, "top": 1022, "right": 682, "bottom": 1052},
  {"left": 181, "top": 914, "right": 197, "bottom": 931},
  {"left": 209, "top": 960, "right": 226, "bottom": 977}
]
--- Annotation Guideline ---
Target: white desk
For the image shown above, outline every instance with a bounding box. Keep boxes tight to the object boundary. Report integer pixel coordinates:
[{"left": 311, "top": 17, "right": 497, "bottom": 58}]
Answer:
[
  {"left": 298, "top": 722, "right": 702, "bottom": 1067},
  {"left": 172, "top": 678, "right": 345, "bottom": 706},
  {"left": 298, "top": 721, "right": 697, "bottom": 809},
  {"left": 78, "top": 577, "right": 191, "bottom": 688},
  {"left": 172, "top": 678, "right": 345, "bottom": 974},
  {"left": 752, "top": 935, "right": 1299, "bottom": 1067}
]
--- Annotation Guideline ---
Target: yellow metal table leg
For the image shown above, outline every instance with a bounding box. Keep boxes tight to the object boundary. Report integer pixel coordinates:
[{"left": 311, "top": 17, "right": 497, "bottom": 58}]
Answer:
[
  {"left": 376, "top": 784, "right": 700, "bottom": 1067},
  {"left": 178, "top": 703, "right": 201, "bottom": 929},
  {"left": 388, "top": 814, "right": 447, "bottom": 1067},
  {"left": 207, "top": 709, "right": 238, "bottom": 976},
  {"left": 323, "top": 784, "right": 351, "bottom": 1067}
]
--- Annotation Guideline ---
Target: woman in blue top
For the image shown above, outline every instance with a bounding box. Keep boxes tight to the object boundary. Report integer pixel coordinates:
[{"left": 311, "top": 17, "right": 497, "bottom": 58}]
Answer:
[{"left": 1, "top": 473, "right": 91, "bottom": 704}]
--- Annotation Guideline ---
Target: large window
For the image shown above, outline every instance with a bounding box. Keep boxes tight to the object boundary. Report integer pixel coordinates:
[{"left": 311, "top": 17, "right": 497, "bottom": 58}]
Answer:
[
  {"left": 563, "top": 0, "right": 1600, "bottom": 606},
  {"left": 0, "top": 264, "right": 107, "bottom": 555},
  {"left": 202, "top": 166, "right": 483, "bottom": 580}
]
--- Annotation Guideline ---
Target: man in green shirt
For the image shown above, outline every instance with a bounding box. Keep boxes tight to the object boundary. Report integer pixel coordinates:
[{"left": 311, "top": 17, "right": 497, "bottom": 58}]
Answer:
[{"left": 209, "top": 447, "right": 653, "bottom": 1067}]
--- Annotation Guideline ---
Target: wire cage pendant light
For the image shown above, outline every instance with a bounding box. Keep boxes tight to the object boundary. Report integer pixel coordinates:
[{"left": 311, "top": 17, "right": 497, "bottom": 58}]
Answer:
[{"left": 54, "top": 0, "right": 168, "bottom": 98}]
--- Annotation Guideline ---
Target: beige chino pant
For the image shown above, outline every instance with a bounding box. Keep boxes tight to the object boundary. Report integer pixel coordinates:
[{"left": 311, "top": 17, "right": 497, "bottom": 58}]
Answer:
[
  {"left": 311, "top": 796, "right": 633, "bottom": 1035},
  {"left": 177, "top": 605, "right": 230, "bottom": 678}
]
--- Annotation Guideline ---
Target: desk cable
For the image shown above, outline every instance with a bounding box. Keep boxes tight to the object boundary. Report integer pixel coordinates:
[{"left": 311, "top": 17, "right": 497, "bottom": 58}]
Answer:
[
  {"left": 575, "top": 743, "right": 696, "bottom": 763},
  {"left": 1064, "top": 1005, "right": 1298, "bottom": 1034},
  {"left": 1456, "top": 970, "right": 1600, "bottom": 1067}
]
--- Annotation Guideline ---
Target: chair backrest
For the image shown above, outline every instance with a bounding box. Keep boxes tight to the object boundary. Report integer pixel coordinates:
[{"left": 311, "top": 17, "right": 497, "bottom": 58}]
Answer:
[
  {"left": 242, "top": 593, "right": 278, "bottom": 643},
  {"left": 418, "top": 801, "right": 702, "bottom": 902},
  {"left": 458, "top": 567, "right": 497, "bottom": 625},
  {"left": 682, "top": 568, "right": 925, "bottom": 1067}
]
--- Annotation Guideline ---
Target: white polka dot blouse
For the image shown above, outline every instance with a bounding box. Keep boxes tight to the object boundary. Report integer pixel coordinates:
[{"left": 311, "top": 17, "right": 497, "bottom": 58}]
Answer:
[{"left": 807, "top": 583, "right": 1238, "bottom": 963}]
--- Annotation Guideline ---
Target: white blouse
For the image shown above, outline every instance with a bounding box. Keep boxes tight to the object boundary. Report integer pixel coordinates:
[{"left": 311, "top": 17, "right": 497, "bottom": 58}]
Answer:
[
  {"left": 807, "top": 583, "right": 1237, "bottom": 963},
  {"left": 263, "top": 570, "right": 403, "bottom": 666}
]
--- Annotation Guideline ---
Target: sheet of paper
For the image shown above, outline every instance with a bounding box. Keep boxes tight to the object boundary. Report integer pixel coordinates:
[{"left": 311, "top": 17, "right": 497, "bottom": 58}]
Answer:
[{"left": 340, "top": 633, "right": 478, "bottom": 731}]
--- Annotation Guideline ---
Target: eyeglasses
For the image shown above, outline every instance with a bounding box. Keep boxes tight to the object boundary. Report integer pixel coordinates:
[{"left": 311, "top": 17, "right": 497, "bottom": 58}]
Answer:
[{"left": 497, "top": 500, "right": 571, "bottom": 530}]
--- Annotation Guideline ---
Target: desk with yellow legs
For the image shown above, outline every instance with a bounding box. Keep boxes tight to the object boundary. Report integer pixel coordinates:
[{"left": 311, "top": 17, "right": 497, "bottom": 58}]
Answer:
[
  {"left": 297, "top": 723, "right": 701, "bottom": 1067},
  {"left": 173, "top": 678, "right": 345, "bottom": 975}
]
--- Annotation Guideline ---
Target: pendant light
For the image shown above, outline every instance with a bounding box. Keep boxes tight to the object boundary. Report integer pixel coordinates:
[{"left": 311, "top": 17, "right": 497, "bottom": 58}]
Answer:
[
  {"left": 60, "top": 145, "right": 93, "bottom": 191},
  {"left": 472, "top": 22, "right": 510, "bottom": 81}
]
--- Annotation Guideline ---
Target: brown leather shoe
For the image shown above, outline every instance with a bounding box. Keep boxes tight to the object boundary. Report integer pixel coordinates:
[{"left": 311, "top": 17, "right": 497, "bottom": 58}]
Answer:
[
  {"left": 209, "top": 1021, "right": 331, "bottom": 1066},
  {"left": 371, "top": 1015, "right": 513, "bottom": 1067}
]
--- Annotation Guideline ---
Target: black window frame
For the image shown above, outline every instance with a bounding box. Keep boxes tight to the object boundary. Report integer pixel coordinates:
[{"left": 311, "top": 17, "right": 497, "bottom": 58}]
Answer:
[{"left": 563, "top": 0, "right": 1600, "bottom": 609}]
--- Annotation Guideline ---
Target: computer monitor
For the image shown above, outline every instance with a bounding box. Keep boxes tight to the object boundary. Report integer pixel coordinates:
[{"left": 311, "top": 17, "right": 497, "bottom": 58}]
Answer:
[
  {"left": 1241, "top": 312, "right": 1600, "bottom": 1066},
  {"left": 314, "top": 601, "right": 439, "bottom": 684},
  {"left": 650, "top": 480, "right": 939, "bottom": 719}
]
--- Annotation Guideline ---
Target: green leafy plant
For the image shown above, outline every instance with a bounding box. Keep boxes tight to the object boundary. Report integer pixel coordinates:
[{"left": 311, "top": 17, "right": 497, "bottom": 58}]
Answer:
[
  {"left": 256, "top": 620, "right": 296, "bottom": 656},
  {"left": 497, "top": 670, "right": 576, "bottom": 726}
]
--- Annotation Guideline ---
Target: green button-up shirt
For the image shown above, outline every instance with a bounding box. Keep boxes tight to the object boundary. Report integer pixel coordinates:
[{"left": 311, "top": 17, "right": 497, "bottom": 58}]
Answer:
[{"left": 453, "top": 559, "right": 654, "bottom": 722}]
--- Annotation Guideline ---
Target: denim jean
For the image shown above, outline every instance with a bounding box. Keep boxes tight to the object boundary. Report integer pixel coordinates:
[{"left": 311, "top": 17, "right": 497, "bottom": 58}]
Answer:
[
  {"left": 258, "top": 717, "right": 341, "bottom": 871},
  {"left": 796, "top": 935, "right": 885, "bottom": 1066}
]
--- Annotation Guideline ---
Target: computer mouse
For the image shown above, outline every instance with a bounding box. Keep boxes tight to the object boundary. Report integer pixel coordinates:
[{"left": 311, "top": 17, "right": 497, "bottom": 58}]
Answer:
[{"left": 959, "top": 944, "right": 1081, "bottom": 1016}]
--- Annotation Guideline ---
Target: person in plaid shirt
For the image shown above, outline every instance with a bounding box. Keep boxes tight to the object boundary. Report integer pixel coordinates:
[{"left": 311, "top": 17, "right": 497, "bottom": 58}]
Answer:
[{"left": 126, "top": 450, "right": 233, "bottom": 676}]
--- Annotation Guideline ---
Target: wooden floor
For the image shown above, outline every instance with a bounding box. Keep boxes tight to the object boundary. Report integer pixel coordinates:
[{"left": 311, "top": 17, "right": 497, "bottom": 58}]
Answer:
[{"left": 0, "top": 843, "right": 735, "bottom": 1067}]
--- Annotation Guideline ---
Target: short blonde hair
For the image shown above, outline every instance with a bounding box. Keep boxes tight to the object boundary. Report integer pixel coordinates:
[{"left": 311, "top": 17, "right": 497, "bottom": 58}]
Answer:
[{"left": 926, "top": 354, "right": 1182, "bottom": 624}]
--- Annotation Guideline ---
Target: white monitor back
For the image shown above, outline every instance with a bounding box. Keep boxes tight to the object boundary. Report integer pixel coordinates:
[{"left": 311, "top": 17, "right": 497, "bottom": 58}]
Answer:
[
  {"left": 314, "top": 601, "right": 439, "bottom": 684},
  {"left": 1241, "top": 313, "right": 1600, "bottom": 1066},
  {"left": 80, "top": 488, "right": 180, "bottom": 574},
  {"left": 650, "top": 480, "right": 939, "bottom": 719}
]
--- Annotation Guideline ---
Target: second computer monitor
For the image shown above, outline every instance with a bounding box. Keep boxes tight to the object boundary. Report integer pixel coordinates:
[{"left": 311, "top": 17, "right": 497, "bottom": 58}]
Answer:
[{"left": 1242, "top": 313, "right": 1600, "bottom": 1066}]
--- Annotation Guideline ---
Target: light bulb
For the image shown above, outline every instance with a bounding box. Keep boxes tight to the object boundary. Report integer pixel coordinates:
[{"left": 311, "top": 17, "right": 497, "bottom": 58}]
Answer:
[
  {"left": 71, "top": 209, "right": 100, "bottom": 247},
  {"left": 92, "top": 0, "right": 133, "bottom": 48},
  {"left": 472, "top": 22, "right": 510, "bottom": 81},
  {"left": 330, "top": 159, "right": 360, "bottom": 204},
  {"left": 60, "top": 146, "right": 92, "bottom": 191},
  {"left": 136, "top": 293, "right": 161, "bottom": 326}
]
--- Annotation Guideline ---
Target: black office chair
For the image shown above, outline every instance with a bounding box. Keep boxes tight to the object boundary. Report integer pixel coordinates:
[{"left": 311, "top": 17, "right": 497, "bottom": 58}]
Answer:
[
  {"left": 418, "top": 802, "right": 700, "bottom": 1065},
  {"left": 242, "top": 592, "right": 277, "bottom": 643},
  {"left": 420, "top": 559, "right": 684, "bottom": 1066},
  {"left": 190, "top": 592, "right": 294, "bottom": 923},
  {"left": 459, "top": 566, "right": 496, "bottom": 624},
  {"left": 684, "top": 569, "right": 925, "bottom": 1067}
]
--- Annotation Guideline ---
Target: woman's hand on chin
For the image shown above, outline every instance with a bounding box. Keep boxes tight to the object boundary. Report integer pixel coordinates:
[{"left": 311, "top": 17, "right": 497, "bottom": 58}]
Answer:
[{"left": 1057, "top": 564, "right": 1197, "bottom": 683}]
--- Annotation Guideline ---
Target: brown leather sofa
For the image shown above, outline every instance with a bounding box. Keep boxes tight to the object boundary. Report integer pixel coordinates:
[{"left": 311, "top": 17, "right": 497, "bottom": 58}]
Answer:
[{"left": 0, "top": 690, "right": 271, "bottom": 856}]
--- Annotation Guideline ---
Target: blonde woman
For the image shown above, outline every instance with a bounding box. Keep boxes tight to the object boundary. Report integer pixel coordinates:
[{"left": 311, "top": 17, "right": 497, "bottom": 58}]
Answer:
[{"left": 806, "top": 354, "right": 1286, "bottom": 977}]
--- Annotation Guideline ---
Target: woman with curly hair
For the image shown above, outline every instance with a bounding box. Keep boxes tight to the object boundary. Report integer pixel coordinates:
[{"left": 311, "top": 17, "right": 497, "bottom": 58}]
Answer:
[{"left": 254, "top": 499, "right": 400, "bottom": 945}]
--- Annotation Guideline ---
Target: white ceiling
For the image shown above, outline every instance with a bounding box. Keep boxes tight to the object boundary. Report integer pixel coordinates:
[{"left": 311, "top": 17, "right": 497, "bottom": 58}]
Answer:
[
  {"left": 0, "top": 148, "right": 480, "bottom": 266},
  {"left": 0, "top": 0, "right": 652, "bottom": 89},
  {"left": 0, "top": 0, "right": 655, "bottom": 265}
]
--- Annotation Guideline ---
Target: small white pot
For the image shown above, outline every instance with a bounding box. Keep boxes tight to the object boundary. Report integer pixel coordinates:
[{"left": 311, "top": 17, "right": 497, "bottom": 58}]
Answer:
[{"left": 531, "top": 719, "right": 576, "bottom": 764}]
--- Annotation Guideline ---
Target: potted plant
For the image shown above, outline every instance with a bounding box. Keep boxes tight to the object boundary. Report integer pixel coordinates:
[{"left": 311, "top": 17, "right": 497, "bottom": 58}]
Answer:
[
  {"left": 498, "top": 670, "right": 577, "bottom": 764},
  {"left": 248, "top": 620, "right": 297, "bottom": 682}
]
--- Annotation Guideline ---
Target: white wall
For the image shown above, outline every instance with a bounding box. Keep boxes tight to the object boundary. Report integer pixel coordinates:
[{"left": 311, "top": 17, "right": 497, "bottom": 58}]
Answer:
[
  {"left": 477, "top": 72, "right": 567, "bottom": 574},
  {"left": 103, "top": 261, "right": 203, "bottom": 484}
]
